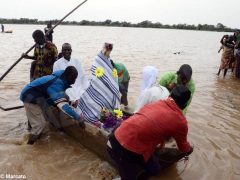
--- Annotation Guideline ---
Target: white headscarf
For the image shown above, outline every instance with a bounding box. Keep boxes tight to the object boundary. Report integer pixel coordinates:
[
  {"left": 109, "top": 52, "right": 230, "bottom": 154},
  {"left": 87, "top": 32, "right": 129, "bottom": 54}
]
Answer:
[
  {"left": 134, "top": 85, "right": 170, "bottom": 113},
  {"left": 141, "top": 66, "right": 159, "bottom": 93}
]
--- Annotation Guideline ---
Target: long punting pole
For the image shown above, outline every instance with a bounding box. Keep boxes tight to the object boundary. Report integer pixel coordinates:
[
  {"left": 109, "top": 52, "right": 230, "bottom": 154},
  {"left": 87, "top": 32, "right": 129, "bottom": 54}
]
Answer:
[{"left": 0, "top": 0, "right": 88, "bottom": 82}]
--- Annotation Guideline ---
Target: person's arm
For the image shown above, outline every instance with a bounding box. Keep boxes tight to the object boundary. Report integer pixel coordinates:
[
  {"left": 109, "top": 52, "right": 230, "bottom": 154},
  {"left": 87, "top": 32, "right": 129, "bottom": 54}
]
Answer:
[
  {"left": 173, "top": 123, "right": 191, "bottom": 154},
  {"left": 159, "top": 72, "right": 176, "bottom": 91},
  {"left": 155, "top": 146, "right": 193, "bottom": 163},
  {"left": 22, "top": 53, "right": 35, "bottom": 60},
  {"left": 47, "top": 85, "right": 85, "bottom": 127},
  {"left": 52, "top": 44, "right": 58, "bottom": 62},
  {"left": 22, "top": 47, "right": 37, "bottom": 60},
  {"left": 183, "top": 80, "right": 196, "bottom": 115},
  {"left": 47, "top": 43, "right": 58, "bottom": 64},
  {"left": 225, "top": 42, "right": 235, "bottom": 49},
  {"left": 218, "top": 46, "right": 223, "bottom": 53}
]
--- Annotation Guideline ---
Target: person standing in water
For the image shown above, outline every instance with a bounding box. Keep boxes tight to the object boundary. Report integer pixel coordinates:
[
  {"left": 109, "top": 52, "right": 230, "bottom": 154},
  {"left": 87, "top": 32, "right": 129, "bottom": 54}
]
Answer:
[
  {"left": 1, "top": 24, "right": 4, "bottom": 32},
  {"left": 217, "top": 35, "right": 235, "bottom": 77},
  {"left": 44, "top": 22, "right": 54, "bottom": 42},
  {"left": 20, "top": 66, "right": 85, "bottom": 145}
]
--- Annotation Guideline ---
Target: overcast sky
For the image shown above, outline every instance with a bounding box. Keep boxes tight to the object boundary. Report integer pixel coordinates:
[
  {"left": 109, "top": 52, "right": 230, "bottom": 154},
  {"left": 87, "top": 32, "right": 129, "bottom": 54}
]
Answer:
[{"left": 0, "top": 0, "right": 239, "bottom": 28}]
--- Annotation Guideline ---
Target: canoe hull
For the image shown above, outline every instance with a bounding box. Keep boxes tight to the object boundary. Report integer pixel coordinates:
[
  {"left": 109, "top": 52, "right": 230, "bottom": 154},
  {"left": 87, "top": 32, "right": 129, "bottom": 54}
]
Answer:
[
  {"left": 2, "top": 30, "right": 13, "bottom": 33},
  {"left": 45, "top": 107, "right": 189, "bottom": 169},
  {"left": 45, "top": 108, "right": 113, "bottom": 164}
]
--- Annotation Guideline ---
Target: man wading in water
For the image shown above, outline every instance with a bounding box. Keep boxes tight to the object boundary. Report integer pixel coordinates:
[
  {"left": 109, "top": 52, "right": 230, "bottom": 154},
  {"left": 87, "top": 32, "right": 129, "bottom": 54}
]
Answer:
[{"left": 20, "top": 66, "right": 85, "bottom": 144}]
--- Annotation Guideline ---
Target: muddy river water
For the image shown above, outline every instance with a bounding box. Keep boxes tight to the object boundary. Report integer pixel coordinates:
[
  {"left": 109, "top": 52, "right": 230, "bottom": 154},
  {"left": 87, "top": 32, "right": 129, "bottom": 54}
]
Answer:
[{"left": 0, "top": 25, "right": 239, "bottom": 180}]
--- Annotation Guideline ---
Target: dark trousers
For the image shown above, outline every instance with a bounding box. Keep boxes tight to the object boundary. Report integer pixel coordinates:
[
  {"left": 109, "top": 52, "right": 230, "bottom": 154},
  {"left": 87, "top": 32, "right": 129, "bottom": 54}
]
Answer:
[
  {"left": 119, "top": 81, "right": 129, "bottom": 106},
  {"left": 107, "top": 133, "right": 161, "bottom": 180}
]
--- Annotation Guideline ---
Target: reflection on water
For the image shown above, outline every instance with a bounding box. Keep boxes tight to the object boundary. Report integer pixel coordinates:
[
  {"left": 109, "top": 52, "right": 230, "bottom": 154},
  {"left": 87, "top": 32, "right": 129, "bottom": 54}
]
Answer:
[{"left": 0, "top": 25, "right": 240, "bottom": 180}]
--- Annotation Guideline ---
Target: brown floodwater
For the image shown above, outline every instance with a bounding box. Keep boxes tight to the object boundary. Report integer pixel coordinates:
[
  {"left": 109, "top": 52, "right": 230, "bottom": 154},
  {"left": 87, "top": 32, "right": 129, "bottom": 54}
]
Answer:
[{"left": 0, "top": 25, "right": 239, "bottom": 180}]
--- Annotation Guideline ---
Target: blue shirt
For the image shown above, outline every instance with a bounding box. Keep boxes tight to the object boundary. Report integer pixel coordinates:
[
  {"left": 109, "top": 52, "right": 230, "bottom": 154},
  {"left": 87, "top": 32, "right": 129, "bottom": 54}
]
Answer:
[{"left": 20, "top": 70, "right": 80, "bottom": 121}]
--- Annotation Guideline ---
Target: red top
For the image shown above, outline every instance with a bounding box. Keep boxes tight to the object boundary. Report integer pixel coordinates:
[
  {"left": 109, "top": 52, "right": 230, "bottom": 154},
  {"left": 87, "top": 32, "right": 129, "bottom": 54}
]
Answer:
[{"left": 115, "top": 98, "right": 190, "bottom": 162}]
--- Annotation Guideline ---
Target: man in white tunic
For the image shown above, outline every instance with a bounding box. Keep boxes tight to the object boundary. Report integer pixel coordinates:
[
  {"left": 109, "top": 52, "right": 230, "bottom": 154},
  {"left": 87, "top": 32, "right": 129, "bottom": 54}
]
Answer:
[{"left": 53, "top": 43, "right": 89, "bottom": 100}]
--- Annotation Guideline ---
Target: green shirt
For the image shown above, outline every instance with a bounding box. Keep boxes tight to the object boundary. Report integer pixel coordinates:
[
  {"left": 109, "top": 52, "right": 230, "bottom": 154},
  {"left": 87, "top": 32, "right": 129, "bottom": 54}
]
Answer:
[
  {"left": 159, "top": 72, "right": 196, "bottom": 114},
  {"left": 114, "top": 63, "right": 130, "bottom": 84}
]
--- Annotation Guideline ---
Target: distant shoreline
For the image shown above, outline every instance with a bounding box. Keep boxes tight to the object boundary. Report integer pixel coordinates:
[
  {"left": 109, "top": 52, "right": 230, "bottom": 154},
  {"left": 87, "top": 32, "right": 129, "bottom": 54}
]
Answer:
[{"left": 0, "top": 18, "right": 237, "bottom": 33}]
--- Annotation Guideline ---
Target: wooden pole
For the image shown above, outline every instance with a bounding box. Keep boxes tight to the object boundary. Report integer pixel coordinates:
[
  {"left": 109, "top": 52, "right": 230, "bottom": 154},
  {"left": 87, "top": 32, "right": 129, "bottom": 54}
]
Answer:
[{"left": 0, "top": 0, "right": 88, "bottom": 82}]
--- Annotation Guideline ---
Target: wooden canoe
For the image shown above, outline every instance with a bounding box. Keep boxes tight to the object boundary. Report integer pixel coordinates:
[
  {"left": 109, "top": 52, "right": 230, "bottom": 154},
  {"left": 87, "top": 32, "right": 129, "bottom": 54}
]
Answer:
[
  {"left": 44, "top": 107, "right": 190, "bottom": 168},
  {"left": 45, "top": 107, "right": 114, "bottom": 164},
  {"left": 2, "top": 30, "right": 13, "bottom": 33}
]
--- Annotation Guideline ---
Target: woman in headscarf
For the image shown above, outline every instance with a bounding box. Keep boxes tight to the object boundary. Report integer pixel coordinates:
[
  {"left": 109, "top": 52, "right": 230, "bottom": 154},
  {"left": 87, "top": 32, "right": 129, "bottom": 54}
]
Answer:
[
  {"left": 134, "top": 66, "right": 169, "bottom": 113},
  {"left": 217, "top": 35, "right": 235, "bottom": 77},
  {"left": 78, "top": 43, "right": 121, "bottom": 125}
]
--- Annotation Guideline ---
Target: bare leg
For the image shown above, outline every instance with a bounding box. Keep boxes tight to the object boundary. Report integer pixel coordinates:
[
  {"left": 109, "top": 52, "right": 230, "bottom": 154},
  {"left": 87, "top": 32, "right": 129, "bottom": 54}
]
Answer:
[{"left": 223, "top": 69, "right": 228, "bottom": 77}]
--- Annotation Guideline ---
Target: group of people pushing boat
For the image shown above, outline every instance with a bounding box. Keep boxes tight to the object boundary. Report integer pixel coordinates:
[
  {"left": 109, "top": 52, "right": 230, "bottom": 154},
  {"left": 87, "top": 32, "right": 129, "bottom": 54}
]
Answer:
[{"left": 20, "top": 29, "right": 195, "bottom": 179}]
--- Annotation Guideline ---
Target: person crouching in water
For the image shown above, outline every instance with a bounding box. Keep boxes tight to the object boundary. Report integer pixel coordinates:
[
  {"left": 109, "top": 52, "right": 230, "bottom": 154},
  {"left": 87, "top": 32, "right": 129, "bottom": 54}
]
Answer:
[
  {"left": 20, "top": 66, "right": 85, "bottom": 144},
  {"left": 107, "top": 85, "right": 193, "bottom": 180}
]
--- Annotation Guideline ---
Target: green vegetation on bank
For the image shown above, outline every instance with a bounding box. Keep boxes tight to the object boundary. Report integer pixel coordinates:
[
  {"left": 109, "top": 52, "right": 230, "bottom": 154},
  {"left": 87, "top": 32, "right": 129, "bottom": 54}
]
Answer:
[{"left": 0, "top": 18, "right": 238, "bottom": 32}]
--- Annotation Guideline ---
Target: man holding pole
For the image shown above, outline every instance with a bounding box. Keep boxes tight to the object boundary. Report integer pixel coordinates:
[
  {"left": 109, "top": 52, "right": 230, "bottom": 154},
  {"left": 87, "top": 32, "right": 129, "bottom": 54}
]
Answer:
[
  {"left": 1, "top": 24, "right": 4, "bottom": 32},
  {"left": 44, "top": 22, "right": 54, "bottom": 42},
  {"left": 22, "top": 30, "right": 58, "bottom": 81}
]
